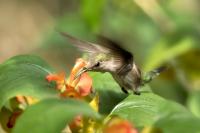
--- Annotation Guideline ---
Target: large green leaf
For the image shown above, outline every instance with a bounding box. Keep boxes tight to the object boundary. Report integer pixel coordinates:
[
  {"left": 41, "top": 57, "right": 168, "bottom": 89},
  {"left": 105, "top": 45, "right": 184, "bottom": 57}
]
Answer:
[
  {"left": 0, "top": 55, "right": 57, "bottom": 109},
  {"left": 154, "top": 113, "right": 200, "bottom": 133},
  {"left": 13, "top": 98, "right": 100, "bottom": 133},
  {"left": 110, "top": 93, "right": 190, "bottom": 127}
]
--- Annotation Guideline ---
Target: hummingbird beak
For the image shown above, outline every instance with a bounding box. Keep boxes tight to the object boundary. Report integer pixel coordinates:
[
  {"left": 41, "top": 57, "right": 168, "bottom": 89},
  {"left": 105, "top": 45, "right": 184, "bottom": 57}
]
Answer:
[
  {"left": 74, "top": 67, "right": 89, "bottom": 80},
  {"left": 74, "top": 62, "right": 99, "bottom": 80}
]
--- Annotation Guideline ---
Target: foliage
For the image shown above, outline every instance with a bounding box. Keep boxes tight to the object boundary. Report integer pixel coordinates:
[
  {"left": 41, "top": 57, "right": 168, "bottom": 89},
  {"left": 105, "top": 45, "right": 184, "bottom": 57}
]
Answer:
[
  {"left": 1, "top": 0, "right": 200, "bottom": 132},
  {"left": 0, "top": 55, "right": 200, "bottom": 133}
]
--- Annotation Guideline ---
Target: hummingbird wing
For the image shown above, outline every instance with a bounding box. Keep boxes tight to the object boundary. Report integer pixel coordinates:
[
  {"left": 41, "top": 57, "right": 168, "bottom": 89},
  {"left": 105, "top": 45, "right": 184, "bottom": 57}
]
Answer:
[
  {"left": 97, "top": 35, "right": 134, "bottom": 74},
  {"left": 60, "top": 32, "right": 133, "bottom": 73},
  {"left": 60, "top": 32, "right": 108, "bottom": 53}
]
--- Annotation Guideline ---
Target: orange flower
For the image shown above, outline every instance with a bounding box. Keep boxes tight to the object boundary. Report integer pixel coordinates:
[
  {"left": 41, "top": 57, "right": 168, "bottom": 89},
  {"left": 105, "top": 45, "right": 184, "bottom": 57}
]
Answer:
[
  {"left": 46, "top": 72, "right": 66, "bottom": 91},
  {"left": 46, "top": 58, "right": 93, "bottom": 98},
  {"left": 16, "top": 95, "right": 39, "bottom": 106},
  {"left": 103, "top": 117, "right": 138, "bottom": 133},
  {"left": 69, "top": 115, "right": 83, "bottom": 132},
  {"left": 46, "top": 58, "right": 97, "bottom": 132}
]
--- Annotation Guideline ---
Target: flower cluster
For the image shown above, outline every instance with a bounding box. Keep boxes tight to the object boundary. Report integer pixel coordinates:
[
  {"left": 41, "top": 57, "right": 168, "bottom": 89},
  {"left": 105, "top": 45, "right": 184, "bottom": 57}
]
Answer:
[
  {"left": 7, "top": 58, "right": 93, "bottom": 130},
  {"left": 46, "top": 58, "right": 93, "bottom": 99},
  {"left": 5, "top": 58, "right": 137, "bottom": 133},
  {"left": 46, "top": 58, "right": 98, "bottom": 132}
]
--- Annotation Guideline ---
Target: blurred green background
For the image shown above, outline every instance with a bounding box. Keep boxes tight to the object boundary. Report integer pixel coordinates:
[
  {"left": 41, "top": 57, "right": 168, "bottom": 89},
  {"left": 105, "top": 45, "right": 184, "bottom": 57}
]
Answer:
[{"left": 0, "top": 0, "right": 200, "bottom": 122}]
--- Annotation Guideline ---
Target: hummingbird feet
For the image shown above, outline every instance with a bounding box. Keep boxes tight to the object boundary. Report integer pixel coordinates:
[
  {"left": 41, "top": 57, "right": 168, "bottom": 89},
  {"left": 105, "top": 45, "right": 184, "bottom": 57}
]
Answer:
[
  {"left": 121, "top": 87, "right": 141, "bottom": 95},
  {"left": 121, "top": 87, "right": 128, "bottom": 94},
  {"left": 134, "top": 91, "right": 141, "bottom": 95}
]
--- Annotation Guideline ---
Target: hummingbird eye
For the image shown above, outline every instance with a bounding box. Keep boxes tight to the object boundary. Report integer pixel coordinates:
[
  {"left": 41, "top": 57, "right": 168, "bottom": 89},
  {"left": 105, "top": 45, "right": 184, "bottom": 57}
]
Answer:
[{"left": 95, "top": 62, "right": 100, "bottom": 67}]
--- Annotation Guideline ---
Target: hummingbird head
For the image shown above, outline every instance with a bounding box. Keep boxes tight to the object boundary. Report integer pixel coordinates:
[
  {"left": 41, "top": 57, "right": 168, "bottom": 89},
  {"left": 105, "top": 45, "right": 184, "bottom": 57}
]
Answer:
[
  {"left": 73, "top": 61, "right": 103, "bottom": 80},
  {"left": 74, "top": 54, "right": 117, "bottom": 79}
]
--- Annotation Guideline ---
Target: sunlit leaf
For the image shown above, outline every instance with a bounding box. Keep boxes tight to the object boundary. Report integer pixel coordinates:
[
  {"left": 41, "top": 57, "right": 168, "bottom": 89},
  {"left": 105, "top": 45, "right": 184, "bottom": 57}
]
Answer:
[
  {"left": 144, "top": 37, "right": 196, "bottom": 71},
  {"left": 13, "top": 98, "right": 100, "bottom": 133},
  {"left": 159, "top": 0, "right": 200, "bottom": 29}
]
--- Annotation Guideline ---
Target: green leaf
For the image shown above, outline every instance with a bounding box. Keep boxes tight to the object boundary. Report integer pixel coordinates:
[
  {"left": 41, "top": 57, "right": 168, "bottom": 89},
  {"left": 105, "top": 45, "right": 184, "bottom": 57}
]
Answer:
[
  {"left": 153, "top": 113, "right": 200, "bottom": 133},
  {"left": 13, "top": 98, "right": 100, "bottom": 133},
  {"left": 110, "top": 93, "right": 190, "bottom": 127},
  {"left": 187, "top": 91, "right": 200, "bottom": 118},
  {"left": 0, "top": 55, "right": 57, "bottom": 109},
  {"left": 90, "top": 72, "right": 127, "bottom": 114}
]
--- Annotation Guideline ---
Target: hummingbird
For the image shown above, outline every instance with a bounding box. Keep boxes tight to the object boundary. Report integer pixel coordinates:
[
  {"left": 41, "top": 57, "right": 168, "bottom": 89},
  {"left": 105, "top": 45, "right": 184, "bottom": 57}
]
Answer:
[{"left": 60, "top": 32, "right": 166, "bottom": 95}]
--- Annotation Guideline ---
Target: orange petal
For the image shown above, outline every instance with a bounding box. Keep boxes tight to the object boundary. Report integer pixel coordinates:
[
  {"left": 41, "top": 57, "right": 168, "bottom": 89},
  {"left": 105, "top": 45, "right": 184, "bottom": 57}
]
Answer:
[
  {"left": 60, "top": 85, "right": 81, "bottom": 99},
  {"left": 46, "top": 72, "right": 65, "bottom": 82},
  {"left": 46, "top": 74, "right": 58, "bottom": 82},
  {"left": 68, "top": 58, "right": 87, "bottom": 85},
  {"left": 16, "top": 96, "right": 39, "bottom": 105},
  {"left": 46, "top": 72, "right": 66, "bottom": 90},
  {"left": 16, "top": 96, "right": 26, "bottom": 104},
  {"left": 69, "top": 115, "right": 83, "bottom": 129},
  {"left": 76, "top": 73, "right": 92, "bottom": 97},
  {"left": 103, "top": 117, "right": 138, "bottom": 133}
]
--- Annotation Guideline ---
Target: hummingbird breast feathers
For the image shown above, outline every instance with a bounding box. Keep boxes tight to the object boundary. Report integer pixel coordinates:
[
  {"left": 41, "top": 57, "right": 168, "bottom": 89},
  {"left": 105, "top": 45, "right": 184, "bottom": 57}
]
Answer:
[{"left": 112, "top": 63, "right": 142, "bottom": 91}]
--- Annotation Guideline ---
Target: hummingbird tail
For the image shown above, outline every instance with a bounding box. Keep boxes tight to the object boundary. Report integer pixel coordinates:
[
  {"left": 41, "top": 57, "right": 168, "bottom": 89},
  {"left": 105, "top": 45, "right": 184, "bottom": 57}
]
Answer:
[{"left": 141, "top": 66, "right": 167, "bottom": 85}]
